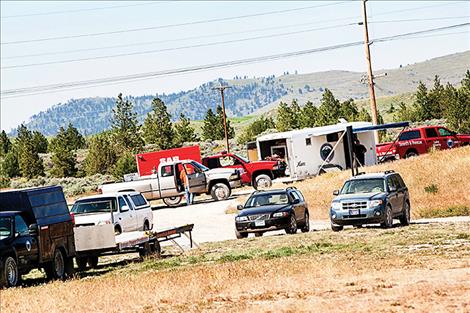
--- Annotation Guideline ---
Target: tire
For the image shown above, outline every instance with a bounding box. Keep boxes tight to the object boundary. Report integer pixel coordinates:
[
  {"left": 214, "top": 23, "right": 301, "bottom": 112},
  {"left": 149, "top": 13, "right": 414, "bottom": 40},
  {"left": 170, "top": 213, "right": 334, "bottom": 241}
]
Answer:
[
  {"left": 210, "top": 183, "right": 231, "bottom": 201},
  {"left": 163, "top": 196, "right": 183, "bottom": 207},
  {"left": 301, "top": 211, "right": 310, "bottom": 233},
  {"left": 399, "top": 201, "right": 411, "bottom": 226},
  {"left": 381, "top": 205, "right": 393, "bottom": 228},
  {"left": 235, "top": 229, "right": 248, "bottom": 239},
  {"left": 285, "top": 214, "right": 297, "bottom": 234},
  {"left": 254, "top": 232, "right": 263, "bottom": 237},
  {"left": 254, "top": 174, "right": 272, "bottom": 190},
  {"left": 0, "top": 256, "right": 19, "bottom": 288},
  {"left": 88, "top": 256, "right": 99, "bottom": 269},
  {"left": 76, "top": 257, "right": 88, "bottom": 271},
  {"left": 405, "top": 150, "right": 418, "bottom": 158},
  {"left": 64, "top": 257, "right": 74, "bottom": 277},
  {"left": 45, "top": 249, "right": 66, "bottom": 280},
  {"left": 331, "top": 224, "right": 343, "bottom": 232}
]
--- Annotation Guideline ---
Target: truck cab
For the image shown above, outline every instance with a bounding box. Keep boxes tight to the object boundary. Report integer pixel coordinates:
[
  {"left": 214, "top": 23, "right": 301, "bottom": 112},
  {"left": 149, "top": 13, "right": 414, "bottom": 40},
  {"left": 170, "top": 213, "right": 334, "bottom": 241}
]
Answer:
[
  {"left": 0, "top": 186, "right": 75, "bottom": 288},
  {"left": 202, "top": 152, "right": 284, "bottom": 189}
]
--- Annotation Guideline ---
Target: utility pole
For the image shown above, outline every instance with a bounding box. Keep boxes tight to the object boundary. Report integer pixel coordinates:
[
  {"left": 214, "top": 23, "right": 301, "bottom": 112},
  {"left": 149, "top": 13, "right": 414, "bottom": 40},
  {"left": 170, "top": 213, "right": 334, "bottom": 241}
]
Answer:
[
  {"left": 212, "top": 84, "right": 232, "bottom": 153},
  {"left": 361, "top": 0, "right": 380, "bottom": 143}
]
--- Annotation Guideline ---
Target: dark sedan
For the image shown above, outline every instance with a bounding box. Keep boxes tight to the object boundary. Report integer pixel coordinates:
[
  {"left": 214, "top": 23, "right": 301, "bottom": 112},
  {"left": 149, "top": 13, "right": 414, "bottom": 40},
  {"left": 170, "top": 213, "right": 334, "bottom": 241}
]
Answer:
[{"left": 234, "top": 187, "right": 310, "bottom": 239}]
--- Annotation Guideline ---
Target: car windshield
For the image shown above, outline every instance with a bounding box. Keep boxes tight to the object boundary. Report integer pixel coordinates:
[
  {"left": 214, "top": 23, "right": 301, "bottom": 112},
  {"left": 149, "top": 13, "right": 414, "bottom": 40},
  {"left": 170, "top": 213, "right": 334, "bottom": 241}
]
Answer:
[
  {"left": 71, "top": 198, "right": 117, "bottom": 214},
  {"left": 0, "top": 217, "right": 12, "bottom": 240},
  {"left": 340, "top": 179, "right": 385, "bottom": 194},
  {"left": 235, "top": 154, "right": 250, "bottom": 163},
  {"left": 245, "top": 192, "right": 289, "bottom": 208}
]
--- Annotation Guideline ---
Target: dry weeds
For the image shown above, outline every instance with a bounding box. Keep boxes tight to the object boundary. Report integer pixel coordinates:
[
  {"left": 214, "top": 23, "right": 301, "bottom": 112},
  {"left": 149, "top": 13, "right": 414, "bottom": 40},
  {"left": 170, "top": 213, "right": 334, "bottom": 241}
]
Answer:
[{"left": 1, "top": 222, "right": 469, "bottom": 313}]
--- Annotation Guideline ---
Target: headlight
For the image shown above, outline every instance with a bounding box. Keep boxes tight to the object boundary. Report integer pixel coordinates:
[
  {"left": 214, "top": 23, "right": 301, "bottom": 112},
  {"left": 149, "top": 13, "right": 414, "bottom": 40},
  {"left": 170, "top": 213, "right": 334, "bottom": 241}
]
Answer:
[
  {"left": 235, "top": 216, "right": 248, "bottom": 222},
  {"left": 272, "top": 212, "right": 289, "bottom": 218},
  {"left": 368, "top": 200, "right": 383, "bottom": 208},
  {"left": 331, "top": 202, "right": 342, "bottom": 210}
]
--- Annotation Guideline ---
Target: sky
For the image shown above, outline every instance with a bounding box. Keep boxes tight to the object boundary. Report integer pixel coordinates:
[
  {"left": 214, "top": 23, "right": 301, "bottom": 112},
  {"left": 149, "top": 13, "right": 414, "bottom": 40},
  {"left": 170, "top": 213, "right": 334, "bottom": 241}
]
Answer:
[{"left": 1, "top": 0, "right": 469, "bottom": 132}]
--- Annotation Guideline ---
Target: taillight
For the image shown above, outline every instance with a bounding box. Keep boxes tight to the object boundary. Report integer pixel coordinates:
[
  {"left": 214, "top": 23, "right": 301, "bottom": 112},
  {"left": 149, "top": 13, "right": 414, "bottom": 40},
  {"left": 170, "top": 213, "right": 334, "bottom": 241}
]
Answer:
[{"left": 70, "top": 212, "right": 75, "bottom": 226}]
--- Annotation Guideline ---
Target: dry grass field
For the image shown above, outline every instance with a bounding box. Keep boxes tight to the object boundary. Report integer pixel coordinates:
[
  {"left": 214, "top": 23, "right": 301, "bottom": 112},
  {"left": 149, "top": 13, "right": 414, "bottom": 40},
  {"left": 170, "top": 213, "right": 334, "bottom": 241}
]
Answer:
[
  {"left": 1, "top": 222, "right": 469, "bottom": 312},
  {"left": 265, "top": 146, "right": 470, "bottom": 220}
]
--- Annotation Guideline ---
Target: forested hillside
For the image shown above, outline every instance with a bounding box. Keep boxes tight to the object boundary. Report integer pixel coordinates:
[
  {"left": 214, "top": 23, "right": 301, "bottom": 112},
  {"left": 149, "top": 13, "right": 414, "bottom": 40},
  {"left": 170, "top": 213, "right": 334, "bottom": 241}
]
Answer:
[{"left": 18, "top": 51, "right": 470, "bottom": 135}]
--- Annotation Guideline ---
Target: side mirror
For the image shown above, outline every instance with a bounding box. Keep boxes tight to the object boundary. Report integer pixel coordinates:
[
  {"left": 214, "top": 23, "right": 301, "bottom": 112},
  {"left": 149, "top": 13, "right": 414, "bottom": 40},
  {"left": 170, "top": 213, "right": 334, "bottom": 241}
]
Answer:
[
  {"left": 29, "top": 224, "right": 38, "bottom": 236},
  {"left": 120, "top": 205, "right": 130, "bottom": 212},
  {"left": 292, "top": 199, "right": 300, "bottom": 204},
  {"left": 333, "top": 190, "right": 339, "bottom": 196},
  {"left": 236, "top": 204, "right": 244, "bottom": 210}
]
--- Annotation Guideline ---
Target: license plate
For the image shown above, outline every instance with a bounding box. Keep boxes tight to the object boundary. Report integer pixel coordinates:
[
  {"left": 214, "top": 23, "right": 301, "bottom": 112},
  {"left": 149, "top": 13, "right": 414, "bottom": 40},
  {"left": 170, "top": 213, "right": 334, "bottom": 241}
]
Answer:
[
  {"left": 254, "top": 220, "right": 265, "bottom": 227},
  {"left": 349, "top": 209, "right": 360, "bottom": 216}
]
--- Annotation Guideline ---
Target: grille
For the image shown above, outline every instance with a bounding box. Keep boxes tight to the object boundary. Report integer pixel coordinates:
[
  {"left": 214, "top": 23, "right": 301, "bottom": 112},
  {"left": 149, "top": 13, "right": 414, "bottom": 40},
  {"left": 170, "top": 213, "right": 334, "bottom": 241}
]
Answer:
[
  {"left": 342, "top": 201, "right": 367, "bottom": 210},
  {"left": 248, "top": 214, "right": 271, "bottom": 221}
]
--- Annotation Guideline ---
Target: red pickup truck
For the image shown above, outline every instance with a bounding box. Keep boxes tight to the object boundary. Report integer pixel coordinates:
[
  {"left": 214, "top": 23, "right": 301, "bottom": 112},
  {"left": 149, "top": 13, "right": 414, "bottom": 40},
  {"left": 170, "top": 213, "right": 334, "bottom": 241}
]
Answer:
[
  {"left": 376, "top": 126, "right": 470, "bottom": 161},
  {"left": 202, "top": 152, "right": 285, "bottom": 189}
]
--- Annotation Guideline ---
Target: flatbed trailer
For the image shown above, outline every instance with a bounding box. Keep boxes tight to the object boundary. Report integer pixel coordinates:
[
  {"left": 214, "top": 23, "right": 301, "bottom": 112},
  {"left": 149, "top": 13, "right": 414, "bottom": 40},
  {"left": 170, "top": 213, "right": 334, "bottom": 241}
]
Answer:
[{"left": 73, "top": 223, "right": 195, "bottom": 270}]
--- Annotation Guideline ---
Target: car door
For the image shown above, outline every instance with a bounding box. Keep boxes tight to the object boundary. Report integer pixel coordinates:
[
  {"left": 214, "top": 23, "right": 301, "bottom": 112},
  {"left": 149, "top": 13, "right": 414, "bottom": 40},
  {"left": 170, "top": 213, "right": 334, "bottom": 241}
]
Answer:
[
  {"left": 424, "top": 128, "right": 441, "bottom": 151},
  {"left": 13, "top": 215, "right": 39, "bottom": 267},
  {"left": 394, "top": 175, "right": 407, "bottom": 210},
  {"left": 123, "top": 194, "right": 141, "bottom": 231},
  {"left": 437, "top": 127, "right": 457, "bottom": 149},
  {"left": 117, "top": 196, "right": 136, "bottom": 232},
  {"left": 159, "top": 163, "right": 181, "bottom": 198},
  {"left": 187, "top": 162, "right": 207, "bottom": 194},
  {"left": 294, "top": 190, "right": 308, "bottom": 221},
  {"left": 220, "top": 156, "right": 249, "bottom": 184}
]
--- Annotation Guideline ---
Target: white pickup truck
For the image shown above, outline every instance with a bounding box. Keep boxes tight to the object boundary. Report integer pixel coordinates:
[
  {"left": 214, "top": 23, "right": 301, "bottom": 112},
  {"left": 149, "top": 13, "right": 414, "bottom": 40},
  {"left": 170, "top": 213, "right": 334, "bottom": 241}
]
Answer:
[
  {"left": 99, "top": 159, "right": 241, "bottom": 206},
  {"left": 71, "top": 191, "right": 154, "bottom": 234}
]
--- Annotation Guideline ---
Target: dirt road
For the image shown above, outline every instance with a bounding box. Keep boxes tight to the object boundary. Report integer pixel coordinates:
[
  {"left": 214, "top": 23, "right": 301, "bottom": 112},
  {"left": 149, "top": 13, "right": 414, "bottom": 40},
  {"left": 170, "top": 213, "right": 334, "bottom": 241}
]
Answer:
[{"left": 153, "top": 191, "right": 470, "bottom": 244}]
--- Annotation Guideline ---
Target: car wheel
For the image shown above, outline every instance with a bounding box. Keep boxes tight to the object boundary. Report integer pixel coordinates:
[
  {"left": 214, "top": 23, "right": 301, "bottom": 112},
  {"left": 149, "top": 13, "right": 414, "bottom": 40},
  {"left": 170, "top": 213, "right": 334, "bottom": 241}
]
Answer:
[
  {"left": 0, "top": 256, "right": 19, "bottom": 288},
  {"left": 235, "top": 229, "right": 248, "bottom": 239},
  {"left": 254, "top": 174, "right": 272, "bottom": 190},
  {"left": 301, "top": 211, "right": 310, "bottom": 233},
  {"left": 331, "top": 224, "right": 343, "bottom": 232},
  {"left": 163, "top": 196, "right": 182, "bottom": 207},
  {"left": 88, "top": 256, "right": 99, "bottom": 269},
  {"left": 46, "top": 249, "right": 66, "bottom": 280},
  {"left": 381, "top": 205, "right": 393, "bottom": 228},
  {"left": 254, "top": 232, "right": 263, "bottom": 237},
  {"left": 211, "top": 183, "right": 231, "bottom": 201},
  {"left": 76, "top": 257, "right": 88, "bottom": 271},
  {"left": 285, "top": 214, "right": 297, "bottom": 234},
  {"left": 399, "top": 201, "right": 411, "bottom": 226},
  {"left": 405, "top": 150, "right": 418, "bottom": 158}
]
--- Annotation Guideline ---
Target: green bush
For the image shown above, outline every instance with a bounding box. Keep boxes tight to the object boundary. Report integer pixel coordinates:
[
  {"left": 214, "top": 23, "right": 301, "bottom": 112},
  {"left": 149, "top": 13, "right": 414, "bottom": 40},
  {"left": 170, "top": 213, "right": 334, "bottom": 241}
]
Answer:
[{"left": 424, "top": 184, "right": 439, "bottom": 194}]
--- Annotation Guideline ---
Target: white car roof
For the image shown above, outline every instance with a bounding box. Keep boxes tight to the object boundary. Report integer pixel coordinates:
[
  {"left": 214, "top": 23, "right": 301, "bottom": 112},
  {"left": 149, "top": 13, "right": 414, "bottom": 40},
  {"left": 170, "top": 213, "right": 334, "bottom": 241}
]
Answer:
[{"left": 75, "top": 191, "right": 142, "bottom": 201}]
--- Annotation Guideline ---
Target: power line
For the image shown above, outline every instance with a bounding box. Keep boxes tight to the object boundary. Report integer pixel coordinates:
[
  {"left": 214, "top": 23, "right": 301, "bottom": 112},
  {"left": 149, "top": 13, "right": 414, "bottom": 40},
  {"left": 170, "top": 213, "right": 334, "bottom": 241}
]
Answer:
[
  {"left": 0, "top": 2, "right": 159, "bottom": 19},
  {"left": 0, "top": 2, "right": 348, "bottom": 45},
  {"left": 2, "top": 22, "right": 468, "bottom": 98},
  {"left": 0, "top": 23, "right": 356, "bottom": 69},
  {"left": 4, "top": 15, "right": 467, "bottom": 61}
]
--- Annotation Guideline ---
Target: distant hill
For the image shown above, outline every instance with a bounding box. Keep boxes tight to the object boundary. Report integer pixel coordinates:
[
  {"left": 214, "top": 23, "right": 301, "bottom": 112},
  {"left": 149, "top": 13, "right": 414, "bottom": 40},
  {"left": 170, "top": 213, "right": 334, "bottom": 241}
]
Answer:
[{"left": 18, "top": 51, "right": 470, "bottom": 136}]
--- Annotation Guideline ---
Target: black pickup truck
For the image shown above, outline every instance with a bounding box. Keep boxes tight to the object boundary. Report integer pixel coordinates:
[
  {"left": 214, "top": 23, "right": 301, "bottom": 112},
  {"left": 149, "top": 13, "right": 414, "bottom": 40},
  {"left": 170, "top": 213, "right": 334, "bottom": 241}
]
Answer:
[{"left": 0, "top": 186, "right": 75, "bottom": 287}]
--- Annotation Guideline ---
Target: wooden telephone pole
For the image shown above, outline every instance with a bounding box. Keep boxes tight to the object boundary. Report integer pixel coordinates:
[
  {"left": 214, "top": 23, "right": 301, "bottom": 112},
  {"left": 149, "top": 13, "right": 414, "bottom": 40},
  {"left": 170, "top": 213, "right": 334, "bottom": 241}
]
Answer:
[
  {"left": 361, "top": 0, "right": 380, "bottom": 143},
  {"left": 213, "top": 84, "right": 232, "bottom": 153}
]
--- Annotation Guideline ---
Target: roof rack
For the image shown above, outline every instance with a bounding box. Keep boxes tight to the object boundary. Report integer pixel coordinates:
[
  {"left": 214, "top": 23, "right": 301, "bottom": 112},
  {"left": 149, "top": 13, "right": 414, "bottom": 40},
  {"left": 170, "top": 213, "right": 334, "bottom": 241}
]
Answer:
[
  {"left": 286, "top": 186, "right": 297, "bottom": 191},
  {"left": 384, "top": 170, "right": 395, "bottom": 174}
]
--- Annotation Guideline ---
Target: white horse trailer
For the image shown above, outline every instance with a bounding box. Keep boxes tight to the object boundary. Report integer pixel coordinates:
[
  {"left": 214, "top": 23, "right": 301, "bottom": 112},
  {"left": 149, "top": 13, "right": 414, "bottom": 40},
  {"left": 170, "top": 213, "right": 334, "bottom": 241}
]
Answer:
[{"left": 256, "top": 121, "right": 377, "bottom": 180}]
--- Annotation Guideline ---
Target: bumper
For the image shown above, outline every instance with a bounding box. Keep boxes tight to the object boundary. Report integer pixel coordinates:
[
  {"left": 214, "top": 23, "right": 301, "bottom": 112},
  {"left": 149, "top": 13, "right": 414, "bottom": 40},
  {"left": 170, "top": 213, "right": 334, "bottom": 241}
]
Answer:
[
  {"left": 235, "top": 216, "right": 290, "bottom": 233},
  {"left": 330, "top": 206, "right": 386, "bottom": 226}
]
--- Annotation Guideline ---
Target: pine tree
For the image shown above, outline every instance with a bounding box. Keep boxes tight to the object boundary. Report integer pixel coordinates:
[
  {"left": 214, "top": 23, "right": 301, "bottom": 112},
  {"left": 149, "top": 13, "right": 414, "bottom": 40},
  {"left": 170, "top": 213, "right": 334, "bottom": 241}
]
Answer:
[
  {"left": 339, "top": 99, "right": 359, "bottom": 121},
  {"left": 289, "top": 99, "right": 301, "bottom": 130},
  {"left": 84, "top": 134, "right": 117, "bottom": 176},
  {"left": 15, "top": 124, "right": 44, "bottom": 178},
  {"left": 50, "top": 145, "right": 77, "bottom": 177},
  {"left": 415, "top": 81, "right": 433, "bottom": 121},
  {"left": 0, "top": 149, "right": 20, "bottom": 178},
  {"left": 445, "top": 81, "right": 470, "bottom": 133},
  {"left": 31, "top": 131, "right": 48, "bottom": 153},
  {"left": 276, "top": 101, "right": 292, "bottom": 131},
  {"left": 215, "top": 105, "right": 235, "bottom": 140},
  {"left": 174, "top": 113, "right": 198, "bottom": 146},
  {"left": 317, "top": 89, "right": 341, "bottom": 125},
  {"left": 113, "top": 151, "right": 137, "bottom": 178},
  {"left": 65, "top": 123, "right": 86, "bottom": 150},
  {"left": 143, "top": 97, "right": 175, "bottom": 149},
  {"left": 238, "top": 116, "right": 275, "bottom": 144},
  {"left": 300, "top": 101, "right": 319, "bottom": 128},
  {"left": 202, "top": 108, "right": 218, "bottom": 140},
  {"left": 111, "top": 93, "right": 144, "bottom": 152},
  {"left": 393, "top": 102, "right": 418, "bottom": 122},
  {"left": 428, "top": 75, "right": 445, "bottom": 119},
  {"left": 0, "top": 130, "right": 11, "bottom": 156}
]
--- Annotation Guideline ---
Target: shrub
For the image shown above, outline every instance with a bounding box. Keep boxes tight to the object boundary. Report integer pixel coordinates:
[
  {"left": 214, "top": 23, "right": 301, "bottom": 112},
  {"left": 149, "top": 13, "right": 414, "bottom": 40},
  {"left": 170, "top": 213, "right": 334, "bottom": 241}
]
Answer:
[{"left": 424, "top": 184, "right": 439, "bottom": 194}]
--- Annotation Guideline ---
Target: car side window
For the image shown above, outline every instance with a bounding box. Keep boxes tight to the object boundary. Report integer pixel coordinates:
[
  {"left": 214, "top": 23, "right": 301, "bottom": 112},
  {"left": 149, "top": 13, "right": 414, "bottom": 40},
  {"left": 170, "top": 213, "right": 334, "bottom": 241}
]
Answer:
[
  {"left": 438, "top": 128, "right": 453, "bottom": 137},
  {"left": 130, "top": 194, "right": 148, "bottom": 209},
  {"left": 295, "top": 191, "right": 305, "bottom": 202},
  {"left": 290, "top": 191, "right": 300, "bottom": 203},
  {"left": 425, "top": 128, "right": 438, "bottom": 138},
  {"left": 118, "top": 197, "right": 129, "bottom": 212},
  {"left": 387, "top": 177, "right": 396, "bottom": 192},
  {"left": 14, "top": 216, "right": 29, "bottom": 236},
  {"left": 395, "top": 175, "right": 406, "bottom": 189},
  {"left": 161, "top": 165, "right": 174, "bottom": 177},
  {"left": 399, "top": 130, "right": 421, "bottom": 141}
]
